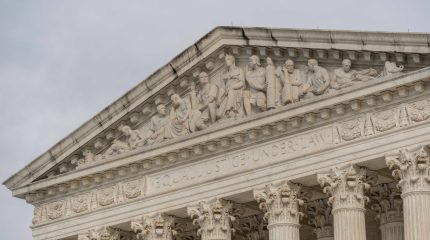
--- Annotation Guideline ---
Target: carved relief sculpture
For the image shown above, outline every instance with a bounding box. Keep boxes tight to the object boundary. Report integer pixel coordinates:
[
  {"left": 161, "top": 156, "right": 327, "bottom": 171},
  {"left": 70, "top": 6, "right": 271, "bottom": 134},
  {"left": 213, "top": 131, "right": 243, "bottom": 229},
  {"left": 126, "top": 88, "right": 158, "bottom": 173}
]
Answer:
[
  {"left": 331, "top": 59, "right": 377, "bottom": 90},
  {"left": 187, "top": 198, "right": 236, "bottom": 240},
  {"left": 244, "top": 55, "right": 267, "bottom": 115},
  {"left": 222, "top": 54, "right": 245, "bottom": 118},
  {"left": 380, "top": 61, "right": 404, "bottom": 77},
  {"left": 190, "top": 72, "right": 219, "bottom": 125},
  {"left": 305, "top": 59, "right": 330, "bottom": 97},
  {"left": 79, "top": 226, "right": 120, "bottom": 240},
  {"left": 147, "top": 104, "right": 169, "bottom": 144},
  {"left": 131, "top": 213, "right": 177, "bottom": 240},
  {"left": 265, "top": 57, "right": 282, "bottom": 109},
  {"left": 279, "top": 59, "right": 310, "bottom": 104}
]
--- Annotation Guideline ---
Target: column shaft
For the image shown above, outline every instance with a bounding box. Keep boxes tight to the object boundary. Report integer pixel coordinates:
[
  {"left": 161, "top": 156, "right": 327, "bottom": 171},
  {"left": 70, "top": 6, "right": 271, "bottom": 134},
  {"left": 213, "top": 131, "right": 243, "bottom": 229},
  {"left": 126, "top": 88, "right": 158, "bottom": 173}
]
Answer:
[
  {"left": 333, "top": 209, "right": 366, "bottom": 240},
  {"left": 380, "top": 222, "right": 403, "bottom": 240},
  {"left": 403, "top": 192, "right": 430, "bottom": 240},
  {"left": 268, "top": 223, "right": 300, "bottom": 240}
]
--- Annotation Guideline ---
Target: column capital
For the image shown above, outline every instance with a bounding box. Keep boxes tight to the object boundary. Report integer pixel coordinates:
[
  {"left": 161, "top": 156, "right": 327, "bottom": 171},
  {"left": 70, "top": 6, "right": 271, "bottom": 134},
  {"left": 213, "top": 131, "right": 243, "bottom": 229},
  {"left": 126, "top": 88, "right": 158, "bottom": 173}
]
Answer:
[
  {"left": 187, "top": 198, "right": 236, "bottom": 240},
  {"left": 306, "top": 199, "right": 333, "bottom": 239},
  {"left": 370, "top": 183, "right": 403, "bottom": 225},
  {"left": 385, "top": 145, "right": 430, "bottom": 194},
  {"left": 253, "top": 181, "right": 310, "bottom": 226},
  {"left": 131, "top": 213, "right": 177, "bottom": 240},
  {"left": 78, "top": 226, "right": 120, "bottom": 240},
  {"left": 317, "top": 164, "right": 375, "bottom": 211}
]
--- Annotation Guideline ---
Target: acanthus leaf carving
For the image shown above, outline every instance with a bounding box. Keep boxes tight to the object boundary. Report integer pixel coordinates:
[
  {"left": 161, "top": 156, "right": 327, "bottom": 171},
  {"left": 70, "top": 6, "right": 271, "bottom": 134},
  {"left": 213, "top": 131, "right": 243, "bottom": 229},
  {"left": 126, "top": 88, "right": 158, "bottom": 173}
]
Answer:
[
  {"left": 317, "top": 164, "right": 375, "bottom": 210},
  {"left": 385, "top": 145, "right": 430, "bottom": 193},
  {"left": 306, "top": 199, "right": 334, "bottom": 239},
  {"left": 370, "top": 182, "right": 403, "bottom": 225},
  {"left": 253, "top": 181, "right": 310, "bottom": 226},
  {"left": 187, "top": 198, "right": 236, "bottom": 240},
  {"left": 131, "top": 213, "right": 177, "bottom": 240}
]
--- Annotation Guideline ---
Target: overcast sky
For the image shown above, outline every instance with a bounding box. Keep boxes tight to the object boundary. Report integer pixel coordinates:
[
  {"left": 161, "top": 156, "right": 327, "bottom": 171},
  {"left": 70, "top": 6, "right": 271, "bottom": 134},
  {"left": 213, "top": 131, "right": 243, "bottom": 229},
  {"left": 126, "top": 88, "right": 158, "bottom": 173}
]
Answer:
[{"left": 0, "top": 1, "right": 429, "bottom": 239}]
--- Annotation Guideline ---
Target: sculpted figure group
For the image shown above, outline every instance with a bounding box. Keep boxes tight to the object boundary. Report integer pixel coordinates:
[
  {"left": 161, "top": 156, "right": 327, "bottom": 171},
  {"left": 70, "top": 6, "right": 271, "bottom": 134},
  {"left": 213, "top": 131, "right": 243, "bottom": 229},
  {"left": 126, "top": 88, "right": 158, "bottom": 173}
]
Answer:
[{"left": 96, "top": 54, "right": 404, "bottom": 159}]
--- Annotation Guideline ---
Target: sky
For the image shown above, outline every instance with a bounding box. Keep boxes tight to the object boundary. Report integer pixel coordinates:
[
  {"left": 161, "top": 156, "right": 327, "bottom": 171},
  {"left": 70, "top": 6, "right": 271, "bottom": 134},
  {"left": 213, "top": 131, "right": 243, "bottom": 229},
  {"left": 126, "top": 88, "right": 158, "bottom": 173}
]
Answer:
[{"left": 0, "top": 0, "right": 429, "bottom": 239}]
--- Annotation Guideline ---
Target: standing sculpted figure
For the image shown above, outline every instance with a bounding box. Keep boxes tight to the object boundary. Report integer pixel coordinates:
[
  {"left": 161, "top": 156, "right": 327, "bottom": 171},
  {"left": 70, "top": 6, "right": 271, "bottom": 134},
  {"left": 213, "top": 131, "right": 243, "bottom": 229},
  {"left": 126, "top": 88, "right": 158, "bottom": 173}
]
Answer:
[
  {"left": 222, "top": 54, "right": 245, "bottom": 118},
  {"left": 147, "top": 104, "right": 169, "bottom": 144},
  {"left": 265, "top": 57, "right": 282, "bottom": 109},
  {"left": 331, "top": 59, "right": 377, "bottom": 90},
  {"left": 244, "top": 55, "right": 267, "bottom": 115},
  {"left": 190, "top": 72, "right": 219, "bottom": 124},
  {"left": 280, "top": 59, "right": 310, "bottom": 104},
  {"left": 305, "top": 59, "right": 330, "bottom": 96}
]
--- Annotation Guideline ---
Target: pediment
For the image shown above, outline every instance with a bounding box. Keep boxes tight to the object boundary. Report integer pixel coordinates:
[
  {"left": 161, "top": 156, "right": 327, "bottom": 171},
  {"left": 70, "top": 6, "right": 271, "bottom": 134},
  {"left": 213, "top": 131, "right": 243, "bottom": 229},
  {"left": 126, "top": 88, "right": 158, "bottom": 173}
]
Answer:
[{"left": 4, "top": 26, "right": 430, "bottom": 200}]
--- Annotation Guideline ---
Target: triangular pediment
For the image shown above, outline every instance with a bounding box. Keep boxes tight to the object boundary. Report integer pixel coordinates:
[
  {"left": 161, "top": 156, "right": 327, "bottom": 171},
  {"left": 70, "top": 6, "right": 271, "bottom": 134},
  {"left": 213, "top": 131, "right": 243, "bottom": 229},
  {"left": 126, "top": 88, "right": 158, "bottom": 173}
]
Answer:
[{"left": 4, "top": 26, "right": 430, "bottom": 199}]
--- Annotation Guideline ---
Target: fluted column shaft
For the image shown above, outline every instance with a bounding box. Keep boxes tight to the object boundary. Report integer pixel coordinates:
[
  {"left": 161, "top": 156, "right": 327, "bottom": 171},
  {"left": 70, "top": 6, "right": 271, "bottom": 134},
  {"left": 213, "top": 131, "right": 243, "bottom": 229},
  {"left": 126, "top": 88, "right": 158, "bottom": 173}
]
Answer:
[
  {"left": 318, "top": 164, "right": 373, "bottom": 240},
  {"left": 386, "top": 145, "right": 430, "bottom": 240},
  {"left": 380, "top": 221, "right": 403, "bottom": 240},
  {"left": 402, "top": 192, "right": 430, "bottom": 240},
  {"left": 332, "top": 208, "right": 366, "bottom": 240},
  {"left": 254, "top": 181, "right": 308, "bottom": 240}
]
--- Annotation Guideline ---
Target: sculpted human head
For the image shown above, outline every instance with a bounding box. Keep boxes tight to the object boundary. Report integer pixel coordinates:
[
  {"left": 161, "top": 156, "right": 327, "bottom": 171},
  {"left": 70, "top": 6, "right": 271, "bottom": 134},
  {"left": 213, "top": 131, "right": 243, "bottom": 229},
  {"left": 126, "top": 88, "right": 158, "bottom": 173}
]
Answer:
[
  {"left": 171, "top": 94, "right": 181, "bottom": 107},
  {"left": 120, "top": 125, "right": 132, "bottom": 136},
  {"left": 307, "top": 59, "right": 318, "bottom": 72},
  {"left": 156, "top": 104, "right": 166, "bottom": 116},
  {"left": 198, "top": 72, "right": 209, "bottom": 84},
  {"left": 225, "top": 54, "right": 235, "bottom": 68},
  {"left": 342, "top": 59, "right": 352, "bottom": 72},
  {"left": 285, "top": 59, "right": 295, "bottom": 73},
  {"left": 249, "top": 55, "right": 261, "bottom": 70}
]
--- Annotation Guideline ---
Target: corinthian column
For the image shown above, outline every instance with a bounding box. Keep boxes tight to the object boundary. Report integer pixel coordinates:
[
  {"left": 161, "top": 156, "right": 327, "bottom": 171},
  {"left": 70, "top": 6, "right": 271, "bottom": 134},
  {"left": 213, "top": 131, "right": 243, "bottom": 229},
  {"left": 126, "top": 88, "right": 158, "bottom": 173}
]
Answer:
[
  {"left": 317, "top": 164, "right": 373, "bottom": 240},
  {"left": 307, "top": 199, "right": 334, "bottom": 240},
  {"left": 253, "top": 181, "right": 308, "bottom": 240},
  {"left": 187, "top": 199, "right": 236, "bottom": 240},
  {"left": 131, "top": 213, "right": 177, "bottom": 240},
  {"left": 385, "top": 145, "right": 430, "bottom": 240},
  {"left": 370, "top": 183, "right": 403, "bottom": 240}
]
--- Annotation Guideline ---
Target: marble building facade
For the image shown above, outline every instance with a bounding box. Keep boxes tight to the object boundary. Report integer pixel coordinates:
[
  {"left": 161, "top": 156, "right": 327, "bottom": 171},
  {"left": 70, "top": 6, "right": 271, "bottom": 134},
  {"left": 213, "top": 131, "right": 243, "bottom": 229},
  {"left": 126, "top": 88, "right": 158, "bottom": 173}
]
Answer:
[{"left": 3, "top": 27, "right": 430, "bottom": 240}]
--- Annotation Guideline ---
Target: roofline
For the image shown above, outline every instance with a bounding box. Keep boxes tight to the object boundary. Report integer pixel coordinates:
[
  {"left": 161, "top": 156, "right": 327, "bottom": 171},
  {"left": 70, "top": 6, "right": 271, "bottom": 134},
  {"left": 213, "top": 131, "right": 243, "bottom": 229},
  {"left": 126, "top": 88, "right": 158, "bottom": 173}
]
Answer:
[{"left": 4, "top": 26, "right": 430, "bottom": 190}]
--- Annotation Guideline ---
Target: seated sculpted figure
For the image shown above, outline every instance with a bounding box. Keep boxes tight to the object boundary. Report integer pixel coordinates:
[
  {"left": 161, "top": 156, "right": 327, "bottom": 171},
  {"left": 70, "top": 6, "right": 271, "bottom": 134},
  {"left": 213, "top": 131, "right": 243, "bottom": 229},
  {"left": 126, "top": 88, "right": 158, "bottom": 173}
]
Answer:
[
  {"left": 165, "top": 93, "right": 207, "bottom": 139},
  {"left": 105, "top": 125, "right": 146, "bottom": 156},
  {"left": 305, "top": 59, "right": 330, "bottom": 97},
  {"left": 147, "top": 104, "right": 169, "bottom": 144},
  {"left": 279, "top": 59, "right": 310, "bottom": 104},
  {"left": 244, "top": 55, "right": 267, "bottom": 115},
  {"left": 332, "top": 59, "right": 377, "bottom": 90},
  {"left": 379, "top": 61, "right": 404, "bottom": 77},
  {"left": 221, "top": 54, "right": 245, "bottom": 118},
  {"left": 190, "top": 72, "right": 219, "bottom": 124}
]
